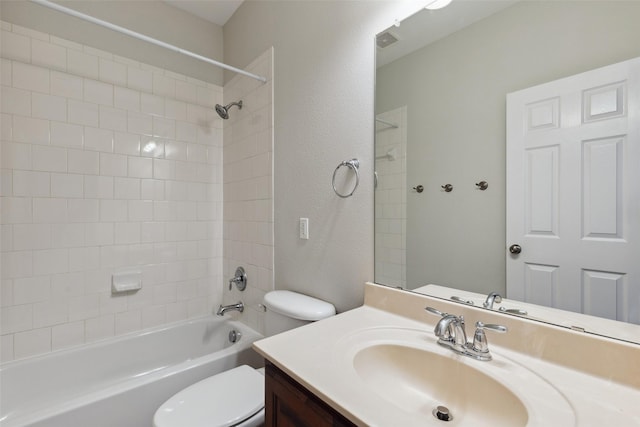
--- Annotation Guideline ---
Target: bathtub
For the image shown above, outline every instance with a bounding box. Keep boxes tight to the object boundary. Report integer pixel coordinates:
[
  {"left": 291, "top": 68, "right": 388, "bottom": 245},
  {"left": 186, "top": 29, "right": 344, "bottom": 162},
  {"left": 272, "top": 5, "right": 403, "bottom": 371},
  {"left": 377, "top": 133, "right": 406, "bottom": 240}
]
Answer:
[{"left": 0, "top": 317, "right": 263, "bottom": 427}]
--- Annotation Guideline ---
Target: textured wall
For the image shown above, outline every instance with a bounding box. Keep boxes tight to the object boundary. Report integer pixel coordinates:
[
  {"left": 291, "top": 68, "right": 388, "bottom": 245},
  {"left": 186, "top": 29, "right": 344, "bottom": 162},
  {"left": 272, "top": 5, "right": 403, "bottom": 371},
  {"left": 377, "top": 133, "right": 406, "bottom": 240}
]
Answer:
[{"left": 223, "top": 1, "right": 421, "bottom": 313}]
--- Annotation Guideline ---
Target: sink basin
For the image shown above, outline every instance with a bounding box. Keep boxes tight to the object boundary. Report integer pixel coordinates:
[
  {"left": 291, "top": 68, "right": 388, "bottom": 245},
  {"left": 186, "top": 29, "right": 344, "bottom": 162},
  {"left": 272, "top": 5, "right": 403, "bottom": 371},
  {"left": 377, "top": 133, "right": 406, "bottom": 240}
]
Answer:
[
  {"left": 354, "top": 344, "right": 527, "bottom": 426},
  {"left": 333, "top": 327, "right": 575, "bottom": 426}
]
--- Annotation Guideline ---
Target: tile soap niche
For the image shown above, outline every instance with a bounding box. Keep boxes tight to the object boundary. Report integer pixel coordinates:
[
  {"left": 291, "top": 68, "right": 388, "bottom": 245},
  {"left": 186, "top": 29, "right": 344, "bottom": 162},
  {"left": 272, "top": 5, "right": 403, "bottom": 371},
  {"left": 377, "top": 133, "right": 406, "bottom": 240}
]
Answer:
[{"left": 112, "top": 270, "right": 142, "bottom": 293}]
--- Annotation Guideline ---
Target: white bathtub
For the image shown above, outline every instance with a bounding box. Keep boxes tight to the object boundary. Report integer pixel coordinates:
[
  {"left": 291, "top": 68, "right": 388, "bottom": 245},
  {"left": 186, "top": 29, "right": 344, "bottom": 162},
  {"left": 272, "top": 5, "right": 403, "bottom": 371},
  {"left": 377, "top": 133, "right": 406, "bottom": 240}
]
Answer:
[{"left": 0, "top": 317, "right": 263, "bottom": 427}]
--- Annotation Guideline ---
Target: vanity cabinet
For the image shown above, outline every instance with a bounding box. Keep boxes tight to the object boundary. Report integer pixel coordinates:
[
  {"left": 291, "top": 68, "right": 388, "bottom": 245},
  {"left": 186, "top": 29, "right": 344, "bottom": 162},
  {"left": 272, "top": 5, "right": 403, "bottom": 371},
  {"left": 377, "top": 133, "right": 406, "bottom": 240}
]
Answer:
[{"left": 265, "top": 361, "right": 356, "bottom": 427}]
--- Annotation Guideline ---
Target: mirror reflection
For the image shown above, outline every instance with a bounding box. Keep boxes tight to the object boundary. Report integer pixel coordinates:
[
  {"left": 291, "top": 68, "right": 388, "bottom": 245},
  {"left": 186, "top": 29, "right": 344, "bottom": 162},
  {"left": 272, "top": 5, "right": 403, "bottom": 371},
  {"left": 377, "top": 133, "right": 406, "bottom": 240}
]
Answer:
[{"left": 374, "top": 0, "right": 640, "bottom": 343}]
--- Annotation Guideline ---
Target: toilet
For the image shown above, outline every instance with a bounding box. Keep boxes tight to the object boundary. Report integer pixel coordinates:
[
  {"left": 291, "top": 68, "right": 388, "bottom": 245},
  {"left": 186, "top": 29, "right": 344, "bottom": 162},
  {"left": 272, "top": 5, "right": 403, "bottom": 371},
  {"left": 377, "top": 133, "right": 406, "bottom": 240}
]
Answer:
[{"left": 153, "top": 290, "right": 336, "bottom": 427}]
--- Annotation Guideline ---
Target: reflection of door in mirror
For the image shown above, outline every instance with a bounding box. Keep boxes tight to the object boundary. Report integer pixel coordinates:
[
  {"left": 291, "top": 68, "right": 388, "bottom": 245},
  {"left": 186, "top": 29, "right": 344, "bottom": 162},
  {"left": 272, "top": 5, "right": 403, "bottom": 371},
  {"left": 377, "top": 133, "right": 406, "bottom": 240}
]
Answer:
[
  {"left": 375, "top": 0, "right": 640, "bottom": 325},
  {"left": 506, "top": 57, "right": 640, "bottom": 324},
  {"left": 374, "top": 107, "right": 407, "bottom": 288}
]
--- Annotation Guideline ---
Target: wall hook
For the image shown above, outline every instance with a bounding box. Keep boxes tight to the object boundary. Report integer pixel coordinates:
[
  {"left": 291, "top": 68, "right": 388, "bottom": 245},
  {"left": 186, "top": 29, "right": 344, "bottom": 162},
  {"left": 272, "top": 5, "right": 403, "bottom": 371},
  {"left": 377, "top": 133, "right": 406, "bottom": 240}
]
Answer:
[
  {"left": 475, "top": 181, "right": 489, "bottom": 191},
  {"left": 441, "top": 184, "right": 453, "bottom": 192}
]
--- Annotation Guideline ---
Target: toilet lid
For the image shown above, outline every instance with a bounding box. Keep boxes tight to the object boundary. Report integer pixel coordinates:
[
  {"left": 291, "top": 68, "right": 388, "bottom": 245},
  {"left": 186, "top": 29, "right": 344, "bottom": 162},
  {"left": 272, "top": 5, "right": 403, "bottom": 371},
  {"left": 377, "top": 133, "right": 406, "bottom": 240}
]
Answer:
[{"left": 154, "top": 365, "right": 264, "bottom": 427}]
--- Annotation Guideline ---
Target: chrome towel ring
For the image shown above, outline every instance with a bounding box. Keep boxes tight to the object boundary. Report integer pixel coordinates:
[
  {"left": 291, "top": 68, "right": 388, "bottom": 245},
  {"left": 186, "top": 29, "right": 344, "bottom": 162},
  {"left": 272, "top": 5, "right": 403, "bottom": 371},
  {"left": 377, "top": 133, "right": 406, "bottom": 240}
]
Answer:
[{"left": 332, "top": 159, "right": 360, "bottom": 198}]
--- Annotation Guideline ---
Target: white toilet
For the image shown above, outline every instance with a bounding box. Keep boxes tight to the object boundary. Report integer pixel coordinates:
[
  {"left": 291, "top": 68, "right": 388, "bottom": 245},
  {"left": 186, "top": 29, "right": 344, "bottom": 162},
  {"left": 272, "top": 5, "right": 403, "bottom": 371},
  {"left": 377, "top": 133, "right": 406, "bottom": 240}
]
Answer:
[{"left": 153, "top": 290, "right": 336, "bottom": 427}]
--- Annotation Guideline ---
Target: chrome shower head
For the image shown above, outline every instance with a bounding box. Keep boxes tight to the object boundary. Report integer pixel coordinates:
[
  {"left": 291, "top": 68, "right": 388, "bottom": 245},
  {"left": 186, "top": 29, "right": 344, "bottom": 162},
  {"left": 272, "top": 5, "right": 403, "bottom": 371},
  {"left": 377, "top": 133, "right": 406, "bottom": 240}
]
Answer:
[{"left": 215, "top": 100, "right": 243, "bottom": 119}]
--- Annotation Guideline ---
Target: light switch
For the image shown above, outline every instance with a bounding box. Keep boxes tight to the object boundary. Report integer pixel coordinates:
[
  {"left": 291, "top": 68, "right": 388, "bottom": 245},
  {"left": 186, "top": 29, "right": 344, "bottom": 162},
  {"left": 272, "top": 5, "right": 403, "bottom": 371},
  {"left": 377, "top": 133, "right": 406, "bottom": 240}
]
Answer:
[{"left": 299, "top": 218, "right": 309, "bottom": 239}]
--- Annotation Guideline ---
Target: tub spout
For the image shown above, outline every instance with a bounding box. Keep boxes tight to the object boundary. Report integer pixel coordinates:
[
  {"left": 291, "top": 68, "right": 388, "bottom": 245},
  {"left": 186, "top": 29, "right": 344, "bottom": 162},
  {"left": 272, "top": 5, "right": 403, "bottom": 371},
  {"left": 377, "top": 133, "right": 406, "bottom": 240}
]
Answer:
[{"left": 216, "top": 301, "right": 244, "bottom": 316}]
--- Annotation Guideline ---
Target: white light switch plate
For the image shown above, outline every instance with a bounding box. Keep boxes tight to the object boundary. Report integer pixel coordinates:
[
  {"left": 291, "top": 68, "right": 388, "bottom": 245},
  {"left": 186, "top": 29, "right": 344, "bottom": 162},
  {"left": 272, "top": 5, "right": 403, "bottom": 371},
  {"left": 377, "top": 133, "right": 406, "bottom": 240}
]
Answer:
[{"left": 299, "top": 218, "right": 309, "bottom": 239}]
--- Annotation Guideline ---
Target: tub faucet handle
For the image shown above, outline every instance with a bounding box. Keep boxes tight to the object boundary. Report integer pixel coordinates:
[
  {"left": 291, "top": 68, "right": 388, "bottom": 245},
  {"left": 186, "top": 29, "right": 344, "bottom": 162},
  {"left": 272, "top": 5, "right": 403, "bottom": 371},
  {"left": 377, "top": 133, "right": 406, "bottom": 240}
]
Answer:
[{"left": 228, "top": 266, "right": 247, "bottom": 291}]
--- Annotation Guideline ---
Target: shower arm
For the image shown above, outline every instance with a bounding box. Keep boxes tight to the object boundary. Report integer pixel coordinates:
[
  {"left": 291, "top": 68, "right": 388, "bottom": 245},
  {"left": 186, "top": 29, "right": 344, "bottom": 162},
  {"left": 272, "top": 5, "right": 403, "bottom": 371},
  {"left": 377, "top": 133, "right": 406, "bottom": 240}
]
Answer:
[{"left": 30, "top": 0, "right": 267, "bottom": 83}]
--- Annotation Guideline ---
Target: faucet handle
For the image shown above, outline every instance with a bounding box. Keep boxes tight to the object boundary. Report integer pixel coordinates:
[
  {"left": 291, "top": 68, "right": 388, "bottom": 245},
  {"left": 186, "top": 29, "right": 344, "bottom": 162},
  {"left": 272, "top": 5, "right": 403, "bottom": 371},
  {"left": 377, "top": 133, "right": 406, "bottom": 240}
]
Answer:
[
  {"left": 472, "top": 321, "right": 507, "bottom": 356},
  {"left": 228, "top": 266, "right": 247, "bottom": 291},
  {"left": 425, "top": 306, "right": 447, "bottom": 317},
  {"left": 475, "top": 321, "right": 507, "bottom": 333}
]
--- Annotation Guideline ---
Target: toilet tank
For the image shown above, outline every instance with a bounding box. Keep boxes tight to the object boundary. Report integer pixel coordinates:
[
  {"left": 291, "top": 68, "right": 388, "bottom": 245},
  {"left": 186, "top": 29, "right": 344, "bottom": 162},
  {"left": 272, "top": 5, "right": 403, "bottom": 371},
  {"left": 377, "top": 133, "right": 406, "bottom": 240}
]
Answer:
[{"left": 263, "top": 291, "right": 336, "bottom": 336}]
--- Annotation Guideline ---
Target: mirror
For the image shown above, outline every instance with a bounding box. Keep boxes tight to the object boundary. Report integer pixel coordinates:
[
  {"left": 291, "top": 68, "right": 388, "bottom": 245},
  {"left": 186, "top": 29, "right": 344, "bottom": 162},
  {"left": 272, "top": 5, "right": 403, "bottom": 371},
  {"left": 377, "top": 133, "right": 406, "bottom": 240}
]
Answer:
[{"left": 374, "top": 0, "right": 640, "bottom": 343}]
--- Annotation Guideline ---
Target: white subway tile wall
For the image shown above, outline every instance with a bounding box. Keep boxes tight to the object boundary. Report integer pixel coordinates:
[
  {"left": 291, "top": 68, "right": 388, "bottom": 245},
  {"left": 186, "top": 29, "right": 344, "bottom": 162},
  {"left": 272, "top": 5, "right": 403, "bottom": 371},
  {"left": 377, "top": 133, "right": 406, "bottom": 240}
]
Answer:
[
  {"left": 223, "top": 49, "right": 274, "bottom": 335},
  {"left": 374, "top": 107, "right": 407, "bottom": 288},
  {"left": 0, "top": 21, "right": 226, "bottom": 361}
]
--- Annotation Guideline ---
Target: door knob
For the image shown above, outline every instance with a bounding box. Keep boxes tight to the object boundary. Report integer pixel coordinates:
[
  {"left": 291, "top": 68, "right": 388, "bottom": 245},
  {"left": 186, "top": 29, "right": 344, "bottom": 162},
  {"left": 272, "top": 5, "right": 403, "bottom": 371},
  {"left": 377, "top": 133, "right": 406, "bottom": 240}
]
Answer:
[
  {"left": 509, "top": 244, "right": 522, "bottom": 254},
  {"left": 413, "top": 185, "right": 424, "bottom": 193}
]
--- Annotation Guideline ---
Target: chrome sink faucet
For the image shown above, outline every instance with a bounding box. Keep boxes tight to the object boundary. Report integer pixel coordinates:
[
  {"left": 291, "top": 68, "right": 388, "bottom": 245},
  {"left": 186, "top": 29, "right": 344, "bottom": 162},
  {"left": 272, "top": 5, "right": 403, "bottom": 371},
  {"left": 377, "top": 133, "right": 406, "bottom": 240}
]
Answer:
[
  {"left": 433, "top": 313, "right": 468, "bottom": 352},
  {"left": 216, "top": 301, "right": 244, "bottom": 316},
  {"left": 426, "top": 307, "right": 507, "bottom": 361},
  {"left": 483, "top": 292, "right": 502, "bottom": 309},
  {"left": 483, "top": 292, "right": 529, "bottom": 316}
]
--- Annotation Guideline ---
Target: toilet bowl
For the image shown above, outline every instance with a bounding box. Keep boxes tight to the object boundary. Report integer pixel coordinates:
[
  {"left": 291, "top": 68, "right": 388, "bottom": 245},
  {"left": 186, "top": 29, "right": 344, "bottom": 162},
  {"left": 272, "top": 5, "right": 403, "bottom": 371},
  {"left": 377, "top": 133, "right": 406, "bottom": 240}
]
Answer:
[{"left": 153, "top": 290, "right": 336, "bottom": 427}]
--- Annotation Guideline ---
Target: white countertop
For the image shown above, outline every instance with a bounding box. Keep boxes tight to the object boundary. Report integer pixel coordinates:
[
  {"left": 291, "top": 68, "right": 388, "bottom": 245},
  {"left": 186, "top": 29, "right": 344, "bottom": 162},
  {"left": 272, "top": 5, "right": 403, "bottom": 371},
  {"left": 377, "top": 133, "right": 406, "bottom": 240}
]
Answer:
[{"left": 253, "top": 284, "right": 640, "bottom": 427}]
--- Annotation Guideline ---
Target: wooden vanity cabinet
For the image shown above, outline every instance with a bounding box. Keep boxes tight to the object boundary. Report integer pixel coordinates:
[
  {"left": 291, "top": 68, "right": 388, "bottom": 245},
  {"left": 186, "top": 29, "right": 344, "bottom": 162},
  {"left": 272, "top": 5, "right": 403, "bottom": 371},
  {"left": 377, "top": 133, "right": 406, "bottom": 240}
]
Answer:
[{"left": 264, "top": 361, "right": 357, "bottom": 427}]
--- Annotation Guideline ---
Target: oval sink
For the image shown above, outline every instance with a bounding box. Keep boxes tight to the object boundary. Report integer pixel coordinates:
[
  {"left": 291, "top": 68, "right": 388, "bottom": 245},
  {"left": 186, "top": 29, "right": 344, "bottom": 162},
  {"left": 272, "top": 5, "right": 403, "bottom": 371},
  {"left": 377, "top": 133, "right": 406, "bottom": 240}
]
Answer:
[
  {"left": 333, "top": 327, "right": 575, "bottom": 426},
  {"left": 354, "top": 344, "right": 527, "bottom": 426}
]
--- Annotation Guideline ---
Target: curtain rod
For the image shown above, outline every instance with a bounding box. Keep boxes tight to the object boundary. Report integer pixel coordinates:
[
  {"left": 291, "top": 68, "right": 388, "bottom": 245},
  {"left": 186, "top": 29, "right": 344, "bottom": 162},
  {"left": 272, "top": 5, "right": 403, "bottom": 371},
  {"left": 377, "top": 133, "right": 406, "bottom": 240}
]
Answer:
[{"left": 30, "top": 0, "right": 268, "bottom": 83}]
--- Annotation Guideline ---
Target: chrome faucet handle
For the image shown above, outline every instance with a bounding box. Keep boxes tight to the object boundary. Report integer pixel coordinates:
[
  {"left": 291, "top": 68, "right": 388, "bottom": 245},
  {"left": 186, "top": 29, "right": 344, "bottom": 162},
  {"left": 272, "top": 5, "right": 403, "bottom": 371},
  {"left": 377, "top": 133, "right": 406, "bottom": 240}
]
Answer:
[
  {"left": 499, "top": 307, "right": 528, "bottom": 316},
  {"left": 472, "top": 321, "right": 507, "bottom": 356},
  {"left": 228, "top": 266, "right": 247, "bottom": 291},
  {"left": 425, "top": 306, "right": 447, "bottom": 317}
]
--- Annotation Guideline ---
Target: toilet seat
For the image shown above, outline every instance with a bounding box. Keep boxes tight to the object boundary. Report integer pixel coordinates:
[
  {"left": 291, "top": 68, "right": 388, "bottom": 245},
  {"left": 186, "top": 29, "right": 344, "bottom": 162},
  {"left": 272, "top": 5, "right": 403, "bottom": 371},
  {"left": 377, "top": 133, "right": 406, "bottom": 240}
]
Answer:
[{"left": 153, "top": 365, "right": 265, "bottom": 427}]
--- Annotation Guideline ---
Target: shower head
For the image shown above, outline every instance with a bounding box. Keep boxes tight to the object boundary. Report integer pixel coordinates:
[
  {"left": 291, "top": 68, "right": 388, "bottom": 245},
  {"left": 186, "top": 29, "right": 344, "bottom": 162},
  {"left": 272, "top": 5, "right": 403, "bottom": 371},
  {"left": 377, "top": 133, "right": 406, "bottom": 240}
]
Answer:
[{"left": 215, "top": 100, "right": 243, "bottom": 119}]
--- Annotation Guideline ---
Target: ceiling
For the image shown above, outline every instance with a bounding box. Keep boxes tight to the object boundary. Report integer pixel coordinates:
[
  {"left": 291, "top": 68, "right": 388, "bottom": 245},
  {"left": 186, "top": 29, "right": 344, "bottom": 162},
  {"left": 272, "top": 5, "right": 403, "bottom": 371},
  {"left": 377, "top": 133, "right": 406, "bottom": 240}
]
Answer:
[{"left": 164, "top": 0, "right": 244, "bottom": 26}]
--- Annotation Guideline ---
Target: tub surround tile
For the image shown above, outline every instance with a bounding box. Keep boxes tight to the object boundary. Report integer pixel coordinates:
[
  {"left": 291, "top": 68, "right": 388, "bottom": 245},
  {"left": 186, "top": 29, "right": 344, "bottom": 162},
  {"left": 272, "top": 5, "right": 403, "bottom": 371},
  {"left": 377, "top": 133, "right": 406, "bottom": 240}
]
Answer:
[
  {"left": 31, "top": 39, "right": 67, "bottom": 71},
  {"left": 51, "top": 321, "right": 85, "bottom": 350},
  {"left": 50, "top": 71, "right": 83, "bottom": 100},
  {"left": 51, "top": 122, "right": 84, "bottom": 148},
  {"left": 1, "top": 30, "right": 31, "bottom": 63},
  {"left": 115, "top": 310, "right": 142, "bottom": 335},
  {"left": 0, "top": 335, "right": 14, "bottom": 362},
  {"left": 14, "top": 327, "right": 51, "bottom": 359},
  {"left": 99, "top": 58, "right": 127, "bottom": 86},
  {"left": 12, "top": 61, "right": 50, "bottom": 94},
  {"left": 1, "top": 20, "right": 225, "bottom": 362},
  {"left": 68, "top": 150, "right": 99, "bottom": 175},
  {"left": 13, "top": 116, "right": 50, "bottom": 145},
  {"left": 67, "top": 49, "right": 100, "bottom": 79},
  {"left": 222, "top": 48, "right": 274, "bottom": 335},
  {"left": 1, "top": 86, "right": 31, "bottom": 116},
  {"left": 32, "top": 92, "right": 66, "bottom": 121}
]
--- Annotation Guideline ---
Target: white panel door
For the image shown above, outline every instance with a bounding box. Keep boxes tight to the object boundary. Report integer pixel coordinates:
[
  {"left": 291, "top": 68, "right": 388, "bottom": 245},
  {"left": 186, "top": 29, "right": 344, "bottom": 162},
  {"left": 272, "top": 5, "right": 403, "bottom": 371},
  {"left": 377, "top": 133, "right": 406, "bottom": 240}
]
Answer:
[{"left": 506, "top": 57, "right": 640, "bottom": 324}]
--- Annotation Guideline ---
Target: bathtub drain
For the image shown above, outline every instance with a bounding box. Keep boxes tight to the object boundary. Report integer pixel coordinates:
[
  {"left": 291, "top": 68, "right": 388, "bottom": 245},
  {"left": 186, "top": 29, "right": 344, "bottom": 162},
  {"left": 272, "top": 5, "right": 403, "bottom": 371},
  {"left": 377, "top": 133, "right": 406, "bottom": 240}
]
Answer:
[{"left": 228, "top": 330, "right": 242, "bottom": 343}]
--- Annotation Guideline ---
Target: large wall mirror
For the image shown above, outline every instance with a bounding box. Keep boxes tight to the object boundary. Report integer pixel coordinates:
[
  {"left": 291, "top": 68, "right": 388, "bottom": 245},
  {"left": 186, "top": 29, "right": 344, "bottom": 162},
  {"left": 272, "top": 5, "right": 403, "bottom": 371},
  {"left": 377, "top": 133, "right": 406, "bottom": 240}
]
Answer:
[{"left": 374, "top": 0, "right": 640, "bottom": 343}]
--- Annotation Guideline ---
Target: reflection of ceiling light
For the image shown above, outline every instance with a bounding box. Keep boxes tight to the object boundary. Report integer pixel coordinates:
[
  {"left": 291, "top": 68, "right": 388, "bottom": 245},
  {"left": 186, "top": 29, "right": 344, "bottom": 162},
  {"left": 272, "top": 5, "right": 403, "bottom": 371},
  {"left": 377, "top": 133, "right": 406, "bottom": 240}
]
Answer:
[
  {"left": 425, "top": 0, "right": 452, "bottom": 10},
  {"left": 142, "top": 141, "right": 157, "bottom": 153}
]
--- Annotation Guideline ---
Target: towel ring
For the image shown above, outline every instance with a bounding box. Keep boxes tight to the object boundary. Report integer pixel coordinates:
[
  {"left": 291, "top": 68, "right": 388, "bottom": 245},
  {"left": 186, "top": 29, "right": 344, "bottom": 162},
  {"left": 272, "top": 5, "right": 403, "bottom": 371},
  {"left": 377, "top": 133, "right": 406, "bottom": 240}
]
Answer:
[{"left": 332, "top": 159, "right": 360, "bottom": 198}]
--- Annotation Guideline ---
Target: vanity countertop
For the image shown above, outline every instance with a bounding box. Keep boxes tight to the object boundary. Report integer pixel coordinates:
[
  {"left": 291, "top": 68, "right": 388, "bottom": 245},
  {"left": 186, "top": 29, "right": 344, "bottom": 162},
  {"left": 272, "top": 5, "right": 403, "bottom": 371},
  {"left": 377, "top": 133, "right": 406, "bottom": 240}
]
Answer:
[{"left": 252, "top": 283, "right": 640, "bottom": 427}]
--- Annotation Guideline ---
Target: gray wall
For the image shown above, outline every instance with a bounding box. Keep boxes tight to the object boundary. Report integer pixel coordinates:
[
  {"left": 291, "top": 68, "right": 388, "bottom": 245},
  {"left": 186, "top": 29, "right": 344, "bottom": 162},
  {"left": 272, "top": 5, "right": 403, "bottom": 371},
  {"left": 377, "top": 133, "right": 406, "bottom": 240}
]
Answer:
[
  {"left": 223, "top": 1, "right": 420, "bottom": 312},
  {"left": 376, "top": 1, "right": 640, "bottom": 294},
  {"left": 0, "top": 0, "right": 224, "bottom": 85}
]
